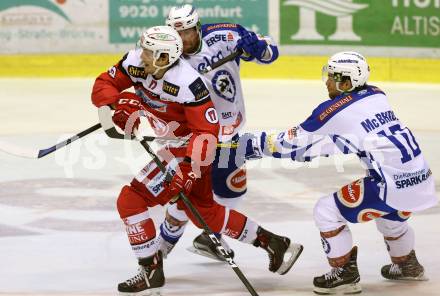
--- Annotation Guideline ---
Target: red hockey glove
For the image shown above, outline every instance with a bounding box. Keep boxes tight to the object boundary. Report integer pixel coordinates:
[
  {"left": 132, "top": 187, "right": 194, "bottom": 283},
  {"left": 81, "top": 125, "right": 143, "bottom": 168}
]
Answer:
[
  {"left": 165, "top": 160, "right": 198, "bottom": 198},
  {"left": 112, "top": 93, "right": 141, "bottom": 134}
]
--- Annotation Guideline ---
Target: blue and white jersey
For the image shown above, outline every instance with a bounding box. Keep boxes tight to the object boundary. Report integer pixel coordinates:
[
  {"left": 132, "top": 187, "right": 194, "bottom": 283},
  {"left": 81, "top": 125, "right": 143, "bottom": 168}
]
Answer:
[
  {"left": 182, "top": 23, "right": 277, "bottom": 142},
  {"left": 259, "top": 85, "right": 437, "bottom": 212}
]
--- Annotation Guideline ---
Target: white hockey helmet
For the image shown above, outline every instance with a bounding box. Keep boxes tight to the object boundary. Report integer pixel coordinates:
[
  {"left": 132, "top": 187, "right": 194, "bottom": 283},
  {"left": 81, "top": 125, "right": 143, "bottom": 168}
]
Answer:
[
  {"left": 139, "top": 26, "right": 183, "bottom": 72},
  {"left": 323, "top": 51, "right": 370, "bottom": 92},
  {"left": 166, "top": 4, "right": 200, "bottom": 31}
]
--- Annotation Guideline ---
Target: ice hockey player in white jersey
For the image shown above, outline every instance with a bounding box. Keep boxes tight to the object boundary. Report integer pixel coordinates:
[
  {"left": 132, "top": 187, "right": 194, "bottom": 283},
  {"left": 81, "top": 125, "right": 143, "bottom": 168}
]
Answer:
[
  {"left": 155, "top": 4, "right": 283, "bottom": 261},
  {"left": 245, "top": 51, "right": 438, "bottom": 294}
]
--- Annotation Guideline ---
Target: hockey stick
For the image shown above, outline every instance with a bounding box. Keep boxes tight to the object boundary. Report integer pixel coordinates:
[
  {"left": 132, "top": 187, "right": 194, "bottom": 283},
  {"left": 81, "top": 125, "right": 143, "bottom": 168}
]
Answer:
[
  {"left": 139, "top": 139, "right": 259, "bottom": 296},
  {"left": 199, "top": 49, "right": 243, "bottom": 74},
  {"left": 0, "top": 123, "right": 102, "bottom": 159},
  {"left": 97, "top": 106, "right": 258, "bottom": 295}
]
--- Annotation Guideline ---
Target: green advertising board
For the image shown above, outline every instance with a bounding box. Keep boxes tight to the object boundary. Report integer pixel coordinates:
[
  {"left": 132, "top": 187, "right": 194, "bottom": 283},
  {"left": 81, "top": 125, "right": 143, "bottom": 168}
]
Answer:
[
  {"left": 109, "top": 0, "right": 268, "bottom": 44},
  {"left": 280, "top": 0, "right": 440, "bottom": 47}
]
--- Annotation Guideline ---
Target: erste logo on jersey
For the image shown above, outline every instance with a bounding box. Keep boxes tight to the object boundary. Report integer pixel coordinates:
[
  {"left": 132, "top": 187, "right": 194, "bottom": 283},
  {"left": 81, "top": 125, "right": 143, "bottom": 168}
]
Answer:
[
  {"left": 212, "top": 70, "right": 236, "bottom": 103},
  {"left": 206, "top": 34, "right": 233, "bottom": 47},
  {"left": 128, "top": 65, "right": 148, "bottom": 79},
  {"left": 336, "top": 179, "right": 364, "bottom": 208}
]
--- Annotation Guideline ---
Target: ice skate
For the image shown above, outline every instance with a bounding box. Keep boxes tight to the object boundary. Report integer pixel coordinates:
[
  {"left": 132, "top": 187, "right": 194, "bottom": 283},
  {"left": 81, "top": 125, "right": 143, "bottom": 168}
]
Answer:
[
  {"left": 187, "top": 231, "right": 235, "bottom": 262},
  {"left": 313, "top": 246, "right": 361, "bottom": 295},
  {"left": 253, "top": 226, "right": 303, "bottom": 275},
  {"left": 381, "top": 250, "right": 428, "bottom": 281},
  {"left": 118, "top": 251, "right": 164, "bottom": 296}
]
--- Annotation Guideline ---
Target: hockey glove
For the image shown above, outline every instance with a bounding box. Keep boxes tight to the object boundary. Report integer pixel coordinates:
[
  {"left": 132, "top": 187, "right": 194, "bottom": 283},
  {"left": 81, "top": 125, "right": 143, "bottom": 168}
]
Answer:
[
  {"left": 165, "top": 160, "right": 198, "bottom": 198},
  {"left": 236, "top": 29, "right": 267, "bottom": 60},
  {"left": 112, "top": 93, "right": 141, "bottom": 135}
]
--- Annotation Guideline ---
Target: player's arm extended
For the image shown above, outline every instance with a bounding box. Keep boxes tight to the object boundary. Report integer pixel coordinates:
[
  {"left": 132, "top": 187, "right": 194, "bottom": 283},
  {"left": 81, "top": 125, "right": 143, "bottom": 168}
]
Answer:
[
  {"left": 243, "top": 126, "right": 342, "bottom": 162},
  {"left": 91, "top": 55, "right": 133, "bottom": 108}
]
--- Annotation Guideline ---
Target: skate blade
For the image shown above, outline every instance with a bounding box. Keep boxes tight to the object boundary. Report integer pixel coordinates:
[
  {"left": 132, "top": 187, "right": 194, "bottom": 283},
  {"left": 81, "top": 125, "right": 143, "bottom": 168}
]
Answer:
[
  {"left": 276, "top": 243, "right": 304, "bottom": 275},
  {"left": 187, "top": 246, "right": 224, "bottom": 262},
  {"left": 386, "top": 273, "right": 429, "bottom": 282},
  {"left": 313, "top": 282, "right": 362, "bottom": 295},
  {"left": 118, "top": 287, "right": 161, "bottom": 296}
]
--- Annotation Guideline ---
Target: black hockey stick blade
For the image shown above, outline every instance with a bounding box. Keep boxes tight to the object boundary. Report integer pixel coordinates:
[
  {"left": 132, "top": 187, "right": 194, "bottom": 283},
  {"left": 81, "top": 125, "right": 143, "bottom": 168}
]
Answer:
[{"left": 0, "top": 123, "right": 102, "bottom": 159}]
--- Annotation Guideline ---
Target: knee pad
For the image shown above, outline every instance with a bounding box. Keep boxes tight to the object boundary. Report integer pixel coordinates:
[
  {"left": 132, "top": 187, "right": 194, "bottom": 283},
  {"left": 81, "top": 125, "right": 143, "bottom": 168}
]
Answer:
[
  {"left": 314, "top": 194, "right": 347, "bottom": 232},
  {"left": 221, "top": 209, "right": 258, "bottom": 244},
  {"left": 166, "top": 202, "right": 189, "bottom": 223},
  {"left": 376, "top": 219, "right": 414, "bottom": 257},
  {"left": 320, "top": 226, "right": 353, "bottom": 259},
  {"left": 180, "top": 200, "right": 226, "bottom": 233},
  {"left": 375, "top": 218, "right": 408, "bottom": 238},
  {"left": 117, "top": 185, "right": 148, "bottom": 219}
]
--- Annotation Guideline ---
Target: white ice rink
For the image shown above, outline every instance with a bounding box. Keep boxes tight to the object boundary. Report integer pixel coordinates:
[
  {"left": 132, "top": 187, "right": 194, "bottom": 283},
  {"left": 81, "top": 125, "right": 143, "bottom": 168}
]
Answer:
[{"left": 0, "top": 79, "right": 439, "bottom": 296}]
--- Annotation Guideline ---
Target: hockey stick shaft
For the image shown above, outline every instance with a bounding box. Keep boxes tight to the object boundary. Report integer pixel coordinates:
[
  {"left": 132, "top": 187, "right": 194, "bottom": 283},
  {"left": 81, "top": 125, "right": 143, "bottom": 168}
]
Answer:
[
  {"left": 139, "top": 139, "right": 259, "bottom": 296},
  {"left": 200, "top": 49, "right": 243, "bottom": 74}
]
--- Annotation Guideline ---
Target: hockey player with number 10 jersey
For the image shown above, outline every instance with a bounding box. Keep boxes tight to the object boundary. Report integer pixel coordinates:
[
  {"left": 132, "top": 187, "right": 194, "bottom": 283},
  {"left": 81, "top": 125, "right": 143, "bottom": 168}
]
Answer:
[{"left": 245, "top": 51, "right": 438, "bottom": 294}]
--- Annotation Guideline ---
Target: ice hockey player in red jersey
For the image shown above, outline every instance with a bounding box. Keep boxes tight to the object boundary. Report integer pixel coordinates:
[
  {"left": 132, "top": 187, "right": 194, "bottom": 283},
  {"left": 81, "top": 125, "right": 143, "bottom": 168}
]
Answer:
[{"left": 91, "top": 25, "right": 303, "bottom": 295}]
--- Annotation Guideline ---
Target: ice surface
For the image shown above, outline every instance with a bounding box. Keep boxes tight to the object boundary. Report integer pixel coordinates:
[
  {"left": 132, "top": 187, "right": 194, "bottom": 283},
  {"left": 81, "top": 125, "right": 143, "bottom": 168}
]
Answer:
[{"left": 0, "top": 79, "right": 439, "bottom": 295}]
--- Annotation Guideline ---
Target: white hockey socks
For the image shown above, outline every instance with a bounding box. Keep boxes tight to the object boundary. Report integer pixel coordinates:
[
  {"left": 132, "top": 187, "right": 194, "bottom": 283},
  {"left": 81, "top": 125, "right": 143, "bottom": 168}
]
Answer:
[
  {"left": 385, "top": 226, "right": 415, "bottom": 257},
  {"left": 157, "top": 203, "right": 188, "bottom": 257},
  {"left": 321, "top": 226, "right": 353, "bottom": 260}
]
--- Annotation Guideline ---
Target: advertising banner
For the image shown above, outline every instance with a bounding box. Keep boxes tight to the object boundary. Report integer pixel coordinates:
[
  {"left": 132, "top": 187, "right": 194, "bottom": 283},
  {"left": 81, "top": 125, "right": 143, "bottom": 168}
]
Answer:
[
  {"left": 109, "top": 0, "right": 269, "bottom": 44},
  {"left": 279, "top": 0, "right": 440, "bottom": 47},
  {"left": 0, "top": 0, "right": 109, "bottom": 53}
]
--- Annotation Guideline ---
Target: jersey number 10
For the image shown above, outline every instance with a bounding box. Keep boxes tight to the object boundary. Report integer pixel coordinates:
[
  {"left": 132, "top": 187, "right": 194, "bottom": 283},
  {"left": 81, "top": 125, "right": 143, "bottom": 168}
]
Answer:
[{"left": 377, "top": 124, "right": 421, "bottom": 164}]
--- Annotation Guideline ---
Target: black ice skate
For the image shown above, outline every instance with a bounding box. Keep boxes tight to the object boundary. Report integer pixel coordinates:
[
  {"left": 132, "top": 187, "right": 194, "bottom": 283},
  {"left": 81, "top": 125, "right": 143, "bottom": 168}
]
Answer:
[
  {"left": 118, "top": 251, "right": 165, "bottom": 296},
  {"left": 381, "top": 250, "right": 428, "bottom": 281},
  {"left": 187, "top": 231, "right": 235, "bottom": 262},
  {"left": 313, "top": 246, "right": 361, "bottom": 295},
  {"left": 253, "top": 227, "right": 303, "bottom": 275}
]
